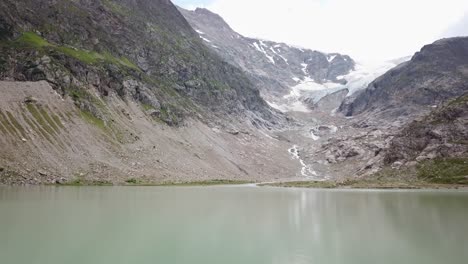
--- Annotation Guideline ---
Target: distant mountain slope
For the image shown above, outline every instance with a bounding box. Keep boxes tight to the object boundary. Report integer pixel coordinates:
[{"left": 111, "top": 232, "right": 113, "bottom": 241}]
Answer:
[
  {"left": 0, "top": 0, "right": 279, "bottom": 127},
  {"left": 178, "top": 7, "right": 355, "bottom": 105},
  {"left": 385, "top": 94, "right": 468, "bottom": 165},
  {"left": 0, "top": 0, "right": 296, "bottom": 184},
  {"left": 340, "top": 37, "right": 468, "bottom": 120},
  {"left": 381, "top": 94, "right": 468, "bottom": 184}
]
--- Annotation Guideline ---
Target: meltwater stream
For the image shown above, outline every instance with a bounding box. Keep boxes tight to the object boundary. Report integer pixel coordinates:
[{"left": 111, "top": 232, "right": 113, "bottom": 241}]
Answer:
[
  {"left": 288, "top": 145, "right": 322, "bottom": 180},
  {"left": 1, "top": 186, "right": 468, "bottom": 264}
]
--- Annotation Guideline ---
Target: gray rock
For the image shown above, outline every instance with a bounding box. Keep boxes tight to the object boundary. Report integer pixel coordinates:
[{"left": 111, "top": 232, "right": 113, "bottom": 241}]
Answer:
[
  {"left": 340, "top": 37, "right": 468, "bottom": 120},
  {"left": 304, "top": 88, "right": 349, "bottom": 112},
  {"left": 178, "top": 7, "right": 355, "bottom": 100}
]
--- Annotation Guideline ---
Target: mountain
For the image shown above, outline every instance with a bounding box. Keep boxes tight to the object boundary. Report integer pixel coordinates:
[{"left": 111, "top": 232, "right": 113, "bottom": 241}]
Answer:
[
  {"left": 0, "top": 0, "right": 296, "bottom": 184},
  {"left": 383, "top": 94, "right": 468, "bottom": 184},
  {"left": 0, "top": 0, "right": 281, "bottom": 126},
  {"left": 178, "top": 7, "right": 356, "bottom": 110},
  {"left": 340, "top": 37, "right": 468, "bottom": 121},
  {"left": 323, "top": 37, "right": 468, "bottom": 182},
  {"left": 385, "top": 94, "right": 468, "bottom": 166}
]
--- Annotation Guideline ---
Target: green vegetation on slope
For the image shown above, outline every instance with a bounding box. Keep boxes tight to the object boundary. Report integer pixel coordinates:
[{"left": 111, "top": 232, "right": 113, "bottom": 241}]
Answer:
[
  {"left": 124, "top": 179, "right": 253, "bottom": 186},
  {"left": 417, "top": 158, "right": 468, "bottom": 184},
  {"left": 79, "top": 110, "right": 106, "bottom": 131},
  {"left": 10, "top": 32, "right": 139, "bottom": 70},
  {"left": 26, "top": 103, "right": 57, "bottom": 136}
]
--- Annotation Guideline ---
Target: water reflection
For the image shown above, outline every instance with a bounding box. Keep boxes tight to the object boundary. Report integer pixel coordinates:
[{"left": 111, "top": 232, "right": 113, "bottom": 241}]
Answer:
[{"left": 0, "top": 187, "right": 467, "bottom": 264}]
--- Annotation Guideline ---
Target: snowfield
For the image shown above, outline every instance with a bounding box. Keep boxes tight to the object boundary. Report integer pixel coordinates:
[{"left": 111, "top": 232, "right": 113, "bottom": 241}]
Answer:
[{"left": 268, "top": 58, "right": 410, "bottom": 113}]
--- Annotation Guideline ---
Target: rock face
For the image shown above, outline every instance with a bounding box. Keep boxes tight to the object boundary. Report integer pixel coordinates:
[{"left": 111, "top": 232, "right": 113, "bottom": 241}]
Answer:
[
  {"left": 304, "top": 88, "right": 349, "bottom": 113},
  {"left": 384, "top": 94, "right": 468, "bottom": 165},
  {"left": 340, "top": 37, "right": 468, "bottom": 120},
  {"left": 0, "top": 0, "right": 280, "bottom": 127},
  {"left": 178, "top": 7, "right": 355, "bottom": 101},
  {"left": 0, "top": 0, "right": 301, "bottom": 184},
  {"left": 297, "top": 38, "right": 468, "bottom": 181}
]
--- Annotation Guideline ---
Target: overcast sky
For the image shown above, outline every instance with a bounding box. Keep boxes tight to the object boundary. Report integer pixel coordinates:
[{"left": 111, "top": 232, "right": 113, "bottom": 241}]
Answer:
[{"left": 173, "top": 0, "right": 468, "bottom": 63}]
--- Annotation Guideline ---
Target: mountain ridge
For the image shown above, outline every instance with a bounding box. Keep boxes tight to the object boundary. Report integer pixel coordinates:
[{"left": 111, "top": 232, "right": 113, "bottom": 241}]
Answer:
[
  {"left": 0, "top": 0, "right": 298, "bottom": 185},
  {"left": 178, "top": 7, "right": 355, "bottom": 107},
  {"left": 339, "top": 37, "right": 468, "bottom": 121}
]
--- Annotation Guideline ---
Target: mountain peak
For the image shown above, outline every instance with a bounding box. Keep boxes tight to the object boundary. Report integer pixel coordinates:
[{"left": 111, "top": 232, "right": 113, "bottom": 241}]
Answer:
[{"left": 179, "top": 7, "right": 233, "bottom": 32}]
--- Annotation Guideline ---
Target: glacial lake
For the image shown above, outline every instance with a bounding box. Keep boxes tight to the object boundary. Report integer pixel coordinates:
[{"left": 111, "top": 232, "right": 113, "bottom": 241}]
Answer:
[{"left": 1, "top": 186, "right": 467, "bottom": 264}]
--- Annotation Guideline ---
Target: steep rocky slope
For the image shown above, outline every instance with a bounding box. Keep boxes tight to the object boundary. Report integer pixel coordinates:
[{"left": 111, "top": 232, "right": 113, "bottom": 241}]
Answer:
[
  {"left": 0, "top": 0, "right": 280, "bottom": 127},
  {"left": 384, "top": 94, "right": 468, "bottom": 177},
  {"left": 0, "top": 81, "right": 297, "bottom": 185},
  {"left": 284, "top": 37, "right": 468, "bottom": 183},
  {"left": 178, "top": 7, "right": 355, "bottom": 105},
  {"left": 340, "top": 37, "right": 468, "bottom": 121},
  {"left": 0, "top": 0, "right": 299, "bottom": 184}
]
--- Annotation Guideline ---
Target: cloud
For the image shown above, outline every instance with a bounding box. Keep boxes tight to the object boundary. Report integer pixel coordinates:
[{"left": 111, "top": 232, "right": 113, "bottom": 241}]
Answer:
[
  {"left": 442, "top": 12, "right": 468, "bottom": 38},
  {"left": 173, "top": 0, "right": 212, "bottom": 10},
  {"left": 201, "top": 0, "right": 468, "bottom": 62}
]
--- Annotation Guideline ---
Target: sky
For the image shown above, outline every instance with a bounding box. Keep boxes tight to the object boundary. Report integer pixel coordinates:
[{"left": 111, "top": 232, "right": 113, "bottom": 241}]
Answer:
[{"left": 173, "top": 0, "right": 468, "bottom": 63}]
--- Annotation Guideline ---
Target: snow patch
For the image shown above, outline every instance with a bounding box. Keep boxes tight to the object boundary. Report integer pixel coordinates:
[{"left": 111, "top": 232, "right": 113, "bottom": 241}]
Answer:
[
  {"left": 269, "top": 47, "right": 288, "bottom": 63},
  {"left": 279, "top": 76, "right": 344, "bottom": 113},
  {"left": 327, "top": 55, "right": 337, "bottom": 62},
  {"left": 200, "top": 36, "right": 211, "bottom": 43},
  {"left": 282, "top": 58, "right": 412, "bottom": 112},
  {"left": 267, "top": 100, "right": 310, "bottom": 113},
  {"left": 310, "top": 131, "right": 320, "bottom": 141},
  {"left": 284, "top": 77, "right": 342, "bottom": 100},
  {"left": 343, "top": 60, "right": 410, "bottom": 96},
  {"left": 252, "top": 42, "right": 262, "bottom": 52},
  {"left": 265, "top": 54, "right": 275, "bottom": 64},
  {"left": 278, "top": 55, "right": 289, "bottom": 64},
  {"left": 301, "top": 63, "right": 308, "bottom": 75},
  {"left": 259, "top": 40, "right": 268, "bottom": 48},
  {"left": 195, "top": 29, "right": 205, "bottom": 35},
  {"left": 253, "top": 42, "right": 275, "bottom": 64}
]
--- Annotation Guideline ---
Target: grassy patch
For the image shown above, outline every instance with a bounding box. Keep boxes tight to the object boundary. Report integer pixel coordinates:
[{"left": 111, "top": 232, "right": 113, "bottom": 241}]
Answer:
[
  {"left": 208, "top": 79, "right": 230, "bottom": 91},
  {"left": 21, "top": 112, "right": 53, "bottom": 143},
  {"left": 26, "top": 103, "right": 56, "bottom": 135},
  {"left": 10, "top": 32, "right": 138, "bottom": 70},
  {"left": 141, "top": 103, "right": 155, "bottom": 111},
  {"left": 417, "top": 158, "right": 468, "bottom": 184},
  {"left": 0, "top": 55, "right": 7, "bottom": 73},
  {"left": 68, "top": 88, "right": 104, "bottom": 106},
  {"left": 15, "top": 32, "right": 51, "bottom": 48},
  {"left": 0, "top": 120, "right": 7, "bottom": 134},
  {"left": 64, "top": 179, "right": 113, "bottom": 186},
  {"left": 0, "top": 110, "right": 19, "bottom": 137},
  {"left": 336, "top": 179, "right": 423, "bottom": 189},
  {"left": 38, "top": 107, "right": 60, "bottom": 133},
  {"left": 79, "top": 110, "right": 106, "bottom": 130},
  {"left": 448, "top": 94, "right": 468, "bottom": 107},
  {"left": 102, "top": 52, "right": 139, "bottom": 71},
  {"left": 102, "top": 0, "right": 134, "bottom": 17},
  {"left": 51, "top": 112, "right": 65, "bottom": 130},
  {"left": 262, "top": 181, "right": 337, "bottom": 188},
  {"left": 260, "top": 179, "right": 461, "bottom": 190},
  {"left": 156, "top": 179, "right": 253, "bottom": 186},
  {"left": 56, "top": 46, "right": 101, "bottom": 64},
  {"left": 125, "top": 178, "right": 139, "bottom": 184},
  {"left": 5, "top": 111, "right": 27, "bottom": 139}
]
